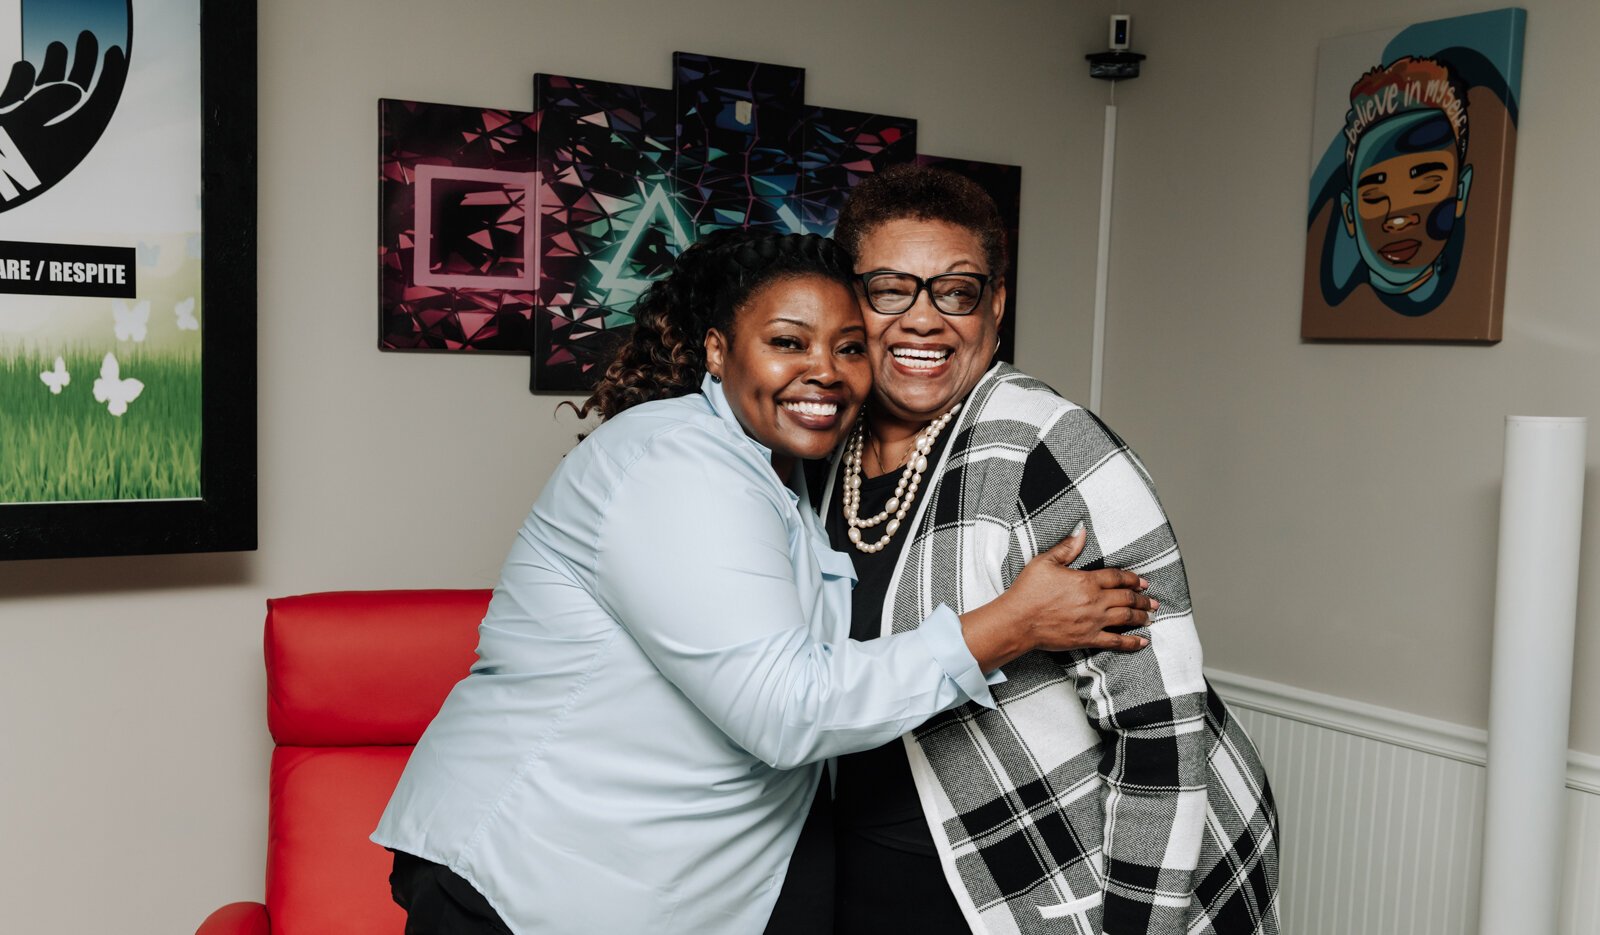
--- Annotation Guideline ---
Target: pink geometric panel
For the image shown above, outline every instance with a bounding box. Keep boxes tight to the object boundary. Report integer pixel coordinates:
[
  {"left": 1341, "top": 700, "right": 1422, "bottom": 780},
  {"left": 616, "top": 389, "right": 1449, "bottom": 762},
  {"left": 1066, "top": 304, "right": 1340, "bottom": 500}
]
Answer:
[{"left": 413, "top": 164, "right": 540, "bottom": 291}]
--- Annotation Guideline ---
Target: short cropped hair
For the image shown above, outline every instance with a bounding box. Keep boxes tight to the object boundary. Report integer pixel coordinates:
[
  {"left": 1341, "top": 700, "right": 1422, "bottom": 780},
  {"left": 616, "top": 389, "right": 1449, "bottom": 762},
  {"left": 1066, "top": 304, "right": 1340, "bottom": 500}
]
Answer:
[
  {"left": 833, "top": 163, "right": 1007, "bottom": 282},
  {"left": 1343, "top": 56, "right": 1469, "bottom": 172}
]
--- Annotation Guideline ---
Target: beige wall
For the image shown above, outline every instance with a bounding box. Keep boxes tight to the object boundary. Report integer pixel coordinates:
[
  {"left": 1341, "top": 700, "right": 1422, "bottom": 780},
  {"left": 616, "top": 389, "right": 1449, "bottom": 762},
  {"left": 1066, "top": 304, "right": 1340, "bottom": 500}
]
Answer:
[
  {"left": 1102, "top": 0, "right": 1600, "bottom": 752},
  {"left": 7, "top": 1, "right": 1597, "bottom": 931},
  {"left": 0, "top": 1, "right": 1114, "bottom": 932}
]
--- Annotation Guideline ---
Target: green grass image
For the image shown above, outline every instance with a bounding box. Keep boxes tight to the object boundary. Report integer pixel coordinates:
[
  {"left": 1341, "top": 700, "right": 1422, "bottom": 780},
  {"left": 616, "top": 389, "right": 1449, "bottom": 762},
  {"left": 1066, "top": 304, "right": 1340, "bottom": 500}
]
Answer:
[{"left": 0, "top": 348, "right": 201, "bottom": 503}]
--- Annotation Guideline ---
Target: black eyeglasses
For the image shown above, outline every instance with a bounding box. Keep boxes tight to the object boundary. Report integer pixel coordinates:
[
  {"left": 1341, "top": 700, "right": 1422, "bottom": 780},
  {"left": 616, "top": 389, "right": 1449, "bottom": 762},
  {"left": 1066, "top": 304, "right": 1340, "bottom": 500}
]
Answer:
[{"left": 856, "top": 270, "right": 990, "bottom": 316}]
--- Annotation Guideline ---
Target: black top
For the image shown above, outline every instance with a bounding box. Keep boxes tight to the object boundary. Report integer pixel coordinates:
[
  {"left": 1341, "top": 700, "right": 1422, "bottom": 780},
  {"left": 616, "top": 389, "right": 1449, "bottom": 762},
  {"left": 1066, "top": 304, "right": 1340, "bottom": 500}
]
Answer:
[
  {"left": 770, "top": 428, "right": 969, "bottom": 935},
  {"left": 824, "top": 425, "right": 957, "bottom": 855}
]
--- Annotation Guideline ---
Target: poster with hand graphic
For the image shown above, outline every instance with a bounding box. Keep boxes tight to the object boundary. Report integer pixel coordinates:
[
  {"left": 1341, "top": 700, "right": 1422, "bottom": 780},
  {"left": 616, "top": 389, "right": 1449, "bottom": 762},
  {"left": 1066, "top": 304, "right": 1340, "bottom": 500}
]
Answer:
[
  {"left": 0, "top": 0, "right": 255, "bottom": 559},
  {"left": 1300, "top": 8, "right": 1525, "bottom": 342},
  {"left": 0, "top": 0, "right": 199, "bottom": 504}
]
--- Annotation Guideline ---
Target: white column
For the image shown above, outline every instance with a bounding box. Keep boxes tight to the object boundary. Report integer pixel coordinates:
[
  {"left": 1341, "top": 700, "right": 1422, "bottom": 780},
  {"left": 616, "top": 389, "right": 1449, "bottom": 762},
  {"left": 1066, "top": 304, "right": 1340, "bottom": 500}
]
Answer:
[
  {"left": 1478, "top": 415, "right": 1587, "bottom": 935},
  {"left": 1088, "top": 103, "right": 1116, "bottom": 415}
]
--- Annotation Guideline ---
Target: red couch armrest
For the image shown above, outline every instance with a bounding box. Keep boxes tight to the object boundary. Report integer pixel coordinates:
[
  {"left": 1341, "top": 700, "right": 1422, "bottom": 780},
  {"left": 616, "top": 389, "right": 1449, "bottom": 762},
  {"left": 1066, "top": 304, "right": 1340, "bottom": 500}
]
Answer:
[{"left": 197, "top": 901, "right": 270, "bottom": 935}]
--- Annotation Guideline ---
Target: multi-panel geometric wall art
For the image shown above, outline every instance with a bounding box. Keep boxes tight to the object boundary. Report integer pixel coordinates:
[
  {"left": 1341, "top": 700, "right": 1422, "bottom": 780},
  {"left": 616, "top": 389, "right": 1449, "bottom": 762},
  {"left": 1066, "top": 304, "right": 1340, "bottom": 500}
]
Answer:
[{"left": 379, "top": 51, "right": 1020, "bottom": 392}]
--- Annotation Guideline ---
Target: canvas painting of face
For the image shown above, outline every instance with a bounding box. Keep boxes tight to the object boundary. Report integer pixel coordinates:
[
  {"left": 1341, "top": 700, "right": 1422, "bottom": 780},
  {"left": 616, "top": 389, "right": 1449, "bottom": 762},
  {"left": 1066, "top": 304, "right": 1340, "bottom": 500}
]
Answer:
[{"left": 1300, "top": 8, "right": 1525, "bottom": 342}]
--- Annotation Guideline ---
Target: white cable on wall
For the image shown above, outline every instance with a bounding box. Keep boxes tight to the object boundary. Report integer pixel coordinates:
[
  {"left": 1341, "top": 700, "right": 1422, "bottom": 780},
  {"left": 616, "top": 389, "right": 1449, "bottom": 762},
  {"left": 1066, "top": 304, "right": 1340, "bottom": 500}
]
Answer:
[
  {"left": 1478, "top": 415, "right": 1587, "bottom": 935},
  {"left": 1089, "top": 102, "right": 1116, "bottom": 414}
]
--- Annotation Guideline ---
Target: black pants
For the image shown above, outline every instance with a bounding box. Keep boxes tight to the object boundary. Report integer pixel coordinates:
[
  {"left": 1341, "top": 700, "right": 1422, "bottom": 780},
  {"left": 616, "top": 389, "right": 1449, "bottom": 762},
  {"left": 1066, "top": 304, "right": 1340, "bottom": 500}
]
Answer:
[
  {"left": 833, "top": 823, "right": 969, "bottom": 935},
  {"left": 764, "top": 778, "right": 835, "bottom": 934},
  {"left": 388, "top": 850, "right": 513, "bottom": 935}
]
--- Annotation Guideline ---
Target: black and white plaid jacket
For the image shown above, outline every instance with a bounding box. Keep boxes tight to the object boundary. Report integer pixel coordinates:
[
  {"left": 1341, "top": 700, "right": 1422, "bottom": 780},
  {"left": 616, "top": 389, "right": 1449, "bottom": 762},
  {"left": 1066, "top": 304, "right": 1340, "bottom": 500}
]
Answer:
[{"left": 821, "top": 364, "right": 1279, "bottom": 935}]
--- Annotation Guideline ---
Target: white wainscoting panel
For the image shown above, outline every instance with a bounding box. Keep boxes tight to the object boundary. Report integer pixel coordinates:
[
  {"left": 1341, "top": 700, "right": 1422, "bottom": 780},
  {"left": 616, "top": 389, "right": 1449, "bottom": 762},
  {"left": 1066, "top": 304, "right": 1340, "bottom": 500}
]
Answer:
[
  {"left": 1562, "top": 788, "right": 1600, "bottom": 934},
  {"left": 1209, "top": 670, "right": 1600, "bottom": 935}
]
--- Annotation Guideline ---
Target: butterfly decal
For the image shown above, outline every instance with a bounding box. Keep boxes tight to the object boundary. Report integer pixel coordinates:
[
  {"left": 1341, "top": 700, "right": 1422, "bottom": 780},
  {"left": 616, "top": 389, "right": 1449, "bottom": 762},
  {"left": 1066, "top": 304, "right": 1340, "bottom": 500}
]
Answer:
[
  {"left": 175, "top": 297, "right": 199, "bottom": 331},
  {"left": 92, "top": 353, "right": 144, "bottom": 416},
  {"left": 113, "top": 299, "right": 150, "bottom": 342},
  {"left": 39, "top": 356, "right": 70, "bottom": 394}
]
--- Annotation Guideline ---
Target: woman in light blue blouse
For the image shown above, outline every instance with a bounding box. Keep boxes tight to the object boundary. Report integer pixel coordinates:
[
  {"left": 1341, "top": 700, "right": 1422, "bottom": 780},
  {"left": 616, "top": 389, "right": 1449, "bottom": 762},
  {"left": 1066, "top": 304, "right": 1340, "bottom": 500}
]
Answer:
[{"left": 372, "top": 230, "right": 1156, "bottom": 935}]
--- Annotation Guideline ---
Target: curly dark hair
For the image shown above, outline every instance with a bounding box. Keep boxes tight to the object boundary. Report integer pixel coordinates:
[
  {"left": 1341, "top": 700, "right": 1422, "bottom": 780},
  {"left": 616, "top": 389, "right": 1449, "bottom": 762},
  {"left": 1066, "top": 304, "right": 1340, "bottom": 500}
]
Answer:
[
  {"left": 833, "top": 163, "right": 1007, "bottom": 282},
  {"left": 573, "top": 228, "right": 855, "bottom": 421}
]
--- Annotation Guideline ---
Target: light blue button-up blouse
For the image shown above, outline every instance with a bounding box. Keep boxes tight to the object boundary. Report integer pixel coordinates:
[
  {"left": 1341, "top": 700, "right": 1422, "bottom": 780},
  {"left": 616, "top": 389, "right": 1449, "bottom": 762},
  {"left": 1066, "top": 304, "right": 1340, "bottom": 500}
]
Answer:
[{"left": 373, "top": 376, "right": 997, "bottom": 934}]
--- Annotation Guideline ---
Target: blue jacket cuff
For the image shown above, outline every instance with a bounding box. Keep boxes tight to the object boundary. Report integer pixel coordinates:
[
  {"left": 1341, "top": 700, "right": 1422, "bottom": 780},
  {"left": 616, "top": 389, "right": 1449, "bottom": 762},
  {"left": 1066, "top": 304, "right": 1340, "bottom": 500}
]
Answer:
[{"left": 916, "top": 603, "right": 1006, "bottom": 709}]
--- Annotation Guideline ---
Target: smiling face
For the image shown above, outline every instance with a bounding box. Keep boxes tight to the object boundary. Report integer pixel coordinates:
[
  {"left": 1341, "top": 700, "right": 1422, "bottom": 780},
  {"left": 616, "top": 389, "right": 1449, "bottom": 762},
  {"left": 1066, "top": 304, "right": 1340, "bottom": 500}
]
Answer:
[
  {"left": 852, "top": 219, "right": 1006, "bottom": 430},
  {"left": 703, "top": 274, "right": 872, "bottom": 470}
]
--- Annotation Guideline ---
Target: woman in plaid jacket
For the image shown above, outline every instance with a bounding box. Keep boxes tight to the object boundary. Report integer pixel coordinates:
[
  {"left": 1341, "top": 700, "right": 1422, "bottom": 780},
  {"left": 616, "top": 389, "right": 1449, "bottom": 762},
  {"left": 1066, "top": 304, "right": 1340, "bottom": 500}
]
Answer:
[{"left": 815, "top": 164, "right": 1280, "bottom": 935}]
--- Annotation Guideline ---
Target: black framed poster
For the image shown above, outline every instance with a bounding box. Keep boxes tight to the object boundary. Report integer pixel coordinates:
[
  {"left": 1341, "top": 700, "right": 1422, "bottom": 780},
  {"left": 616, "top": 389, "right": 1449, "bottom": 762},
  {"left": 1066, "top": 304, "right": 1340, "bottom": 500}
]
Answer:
[{"left": 0, "top": 0, "right": 256, "bottom": 559}]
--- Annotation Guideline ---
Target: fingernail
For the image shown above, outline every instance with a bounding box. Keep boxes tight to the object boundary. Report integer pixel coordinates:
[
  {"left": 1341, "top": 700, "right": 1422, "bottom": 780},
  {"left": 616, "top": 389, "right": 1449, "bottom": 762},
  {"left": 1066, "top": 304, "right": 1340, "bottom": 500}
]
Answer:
[
  {"left": 1071, "top": 521, "right": 1086, "bottom": 538},
  {"left": 1138, "top": 578, "right": 1149, "bottom": 589},
  {"left": 1150, "top": 598, "right": 1159, "bottom": 609},
  {"left": 1138, "top": 637, "right": 1150, "bottom": 648}
]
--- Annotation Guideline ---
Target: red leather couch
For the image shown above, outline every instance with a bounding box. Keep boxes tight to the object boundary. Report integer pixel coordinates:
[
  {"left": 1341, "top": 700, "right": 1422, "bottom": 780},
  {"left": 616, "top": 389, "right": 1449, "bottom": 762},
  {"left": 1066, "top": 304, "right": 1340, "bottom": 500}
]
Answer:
[{"left": 196, "top": 589, "right": 491, "bottom": 935}]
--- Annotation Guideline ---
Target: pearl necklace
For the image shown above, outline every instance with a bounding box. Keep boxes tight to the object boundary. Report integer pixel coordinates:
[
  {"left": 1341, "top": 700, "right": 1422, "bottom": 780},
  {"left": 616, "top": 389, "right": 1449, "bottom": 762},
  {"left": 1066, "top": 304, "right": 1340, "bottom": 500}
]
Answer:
[{"left": 841, "top": 403, "right": 961, "bottom": 553}]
